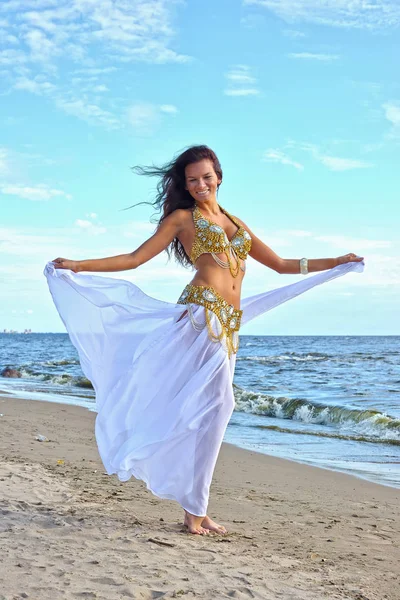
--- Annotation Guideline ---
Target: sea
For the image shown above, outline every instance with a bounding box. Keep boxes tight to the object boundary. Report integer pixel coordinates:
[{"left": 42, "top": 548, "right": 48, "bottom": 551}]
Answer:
[{"left": 1, "top": 333, "right": 399, "bottom": 489}]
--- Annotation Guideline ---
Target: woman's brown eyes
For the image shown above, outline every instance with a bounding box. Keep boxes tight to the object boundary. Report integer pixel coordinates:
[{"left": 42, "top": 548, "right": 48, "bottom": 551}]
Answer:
[{"left": 188, "top": 176, "right": 211, "bottom": 182}]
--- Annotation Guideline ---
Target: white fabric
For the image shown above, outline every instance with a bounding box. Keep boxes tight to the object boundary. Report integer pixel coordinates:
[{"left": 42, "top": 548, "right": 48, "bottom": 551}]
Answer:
[{"left": 44, "top": 260, "right": 364, "bottom": 516}]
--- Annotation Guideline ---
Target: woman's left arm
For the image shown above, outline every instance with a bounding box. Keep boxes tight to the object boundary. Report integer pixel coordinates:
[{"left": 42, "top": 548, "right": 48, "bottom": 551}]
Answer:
[{"left": 236, "top": 218, "right": 363, "bottom": 275}]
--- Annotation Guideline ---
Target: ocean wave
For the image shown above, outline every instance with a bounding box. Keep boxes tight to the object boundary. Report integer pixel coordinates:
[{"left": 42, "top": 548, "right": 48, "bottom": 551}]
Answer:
[
  {"left": 1, "top": 367, "right": 93, "bottom": 389},
  {"left": 249, "top": 424, "right": 400, "bottom": 446},
  {"left": 238, "top": 352, "right": 328, "bottom": 363},
  {"left": 42, "top": 374, "right": 93, "bottom": 389},
  {"left": 237, "top": 352, "right": 393, "bottom": 364},
  {"left": 233, "top": 385, "right": 400, "bottom": 441},
  {"left": 43, "top": 358, "right": 80, "bottom": 367}
]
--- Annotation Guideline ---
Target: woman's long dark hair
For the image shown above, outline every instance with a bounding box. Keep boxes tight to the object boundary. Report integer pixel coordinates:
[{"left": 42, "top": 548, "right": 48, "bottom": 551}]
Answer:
[{"left": 132, "top": 145, "right": 223, "bottom": 268}]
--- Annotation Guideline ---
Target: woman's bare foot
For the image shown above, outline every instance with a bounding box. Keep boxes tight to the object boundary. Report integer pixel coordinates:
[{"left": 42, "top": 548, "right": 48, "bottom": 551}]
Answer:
[
  {"left": 183, "top": 511, "right": 227, "bottom": 535},
  {"left": 183, "top": 510, "right": 209, "bottom": 535},
  {"left": 201, "top": 515, "right": 227, "bottom": 535}
]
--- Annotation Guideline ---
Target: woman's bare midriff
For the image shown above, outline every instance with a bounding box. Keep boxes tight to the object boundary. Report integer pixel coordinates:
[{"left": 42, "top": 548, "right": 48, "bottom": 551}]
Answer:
[{"left": 189, "top": 254, "right": 245, "bottom": 309}]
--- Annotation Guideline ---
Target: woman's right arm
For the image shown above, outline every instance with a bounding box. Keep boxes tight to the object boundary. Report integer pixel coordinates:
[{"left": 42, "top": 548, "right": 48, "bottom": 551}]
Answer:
[{"left": 52, "top": 210, "right": 188, "bottom": 273}]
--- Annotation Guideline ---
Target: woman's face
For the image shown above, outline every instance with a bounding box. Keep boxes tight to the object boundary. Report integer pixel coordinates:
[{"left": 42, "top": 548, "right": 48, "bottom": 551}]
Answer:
[{"left": 185, "top": 159, "right": 221, "bottom": 203}]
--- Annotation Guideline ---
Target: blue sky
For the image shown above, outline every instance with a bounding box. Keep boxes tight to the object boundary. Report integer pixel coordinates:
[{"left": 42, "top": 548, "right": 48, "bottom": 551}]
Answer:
[{"left": 0, "top": 0, "right": 399, "bottom": 335}]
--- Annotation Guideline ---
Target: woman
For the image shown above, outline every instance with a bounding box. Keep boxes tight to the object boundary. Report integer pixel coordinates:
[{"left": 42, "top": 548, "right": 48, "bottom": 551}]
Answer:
[{"left": 45, "top": 145, "right": 364, "bottom": 535}]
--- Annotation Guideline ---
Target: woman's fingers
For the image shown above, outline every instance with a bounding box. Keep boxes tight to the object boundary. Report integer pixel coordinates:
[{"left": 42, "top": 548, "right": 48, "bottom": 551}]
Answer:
[
  {"left": 345, "top": 253, "right": 364, "bottom": 263},
  {"left": 52, "top": 257, "right": 70, "bottom": 270},
  {"left": 337, "top": 253, "right": 364, "bottom": 266},
  {"left": 349, "top": 253, "right": 364, "bottom": 262}
]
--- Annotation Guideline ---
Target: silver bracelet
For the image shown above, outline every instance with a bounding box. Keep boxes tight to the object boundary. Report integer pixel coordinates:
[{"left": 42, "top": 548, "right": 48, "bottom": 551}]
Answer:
[{"left": 299, "top": 257, "right": 309, "bottom": 275}]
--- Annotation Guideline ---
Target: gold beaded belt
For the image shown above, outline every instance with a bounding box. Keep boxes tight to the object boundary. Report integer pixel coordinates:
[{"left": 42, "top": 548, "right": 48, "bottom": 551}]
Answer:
[{"left": 177, "top": 284, "right": 242, "bottom": 357}]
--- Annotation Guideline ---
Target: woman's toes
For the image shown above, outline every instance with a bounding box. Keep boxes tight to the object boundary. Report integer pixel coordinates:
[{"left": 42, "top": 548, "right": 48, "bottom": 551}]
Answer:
[
  {"left": 201, "top": 516, "right": 227, "bottom": 535},
  {"left": 197, "top": 526, "right": 209, "bottom": 535},
  {"left": 218, "top": 526, "right": 227, "bottom": 534}
]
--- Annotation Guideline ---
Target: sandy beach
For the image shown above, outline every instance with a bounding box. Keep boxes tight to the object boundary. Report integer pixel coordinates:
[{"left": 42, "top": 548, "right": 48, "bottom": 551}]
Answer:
[{"left": 0, "top": 395, "right": 398, "bottom": 600}]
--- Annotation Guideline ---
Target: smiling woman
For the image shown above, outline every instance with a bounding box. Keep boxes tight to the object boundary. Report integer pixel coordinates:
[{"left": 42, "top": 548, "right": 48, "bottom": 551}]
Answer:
[{"left": 45, "top": 144, "right": 364, "bottom": 536}]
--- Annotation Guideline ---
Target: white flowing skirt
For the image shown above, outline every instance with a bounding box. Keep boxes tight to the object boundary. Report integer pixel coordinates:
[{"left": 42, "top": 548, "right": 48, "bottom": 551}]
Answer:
[{"left": 44, "top": 261, "right": 363, "bottom": 516}]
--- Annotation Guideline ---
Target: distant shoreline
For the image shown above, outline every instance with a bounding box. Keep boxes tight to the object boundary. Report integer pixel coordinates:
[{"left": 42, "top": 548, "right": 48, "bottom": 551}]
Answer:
[{"left": 2, "top": 332, "right": 400, "bottom": 336}]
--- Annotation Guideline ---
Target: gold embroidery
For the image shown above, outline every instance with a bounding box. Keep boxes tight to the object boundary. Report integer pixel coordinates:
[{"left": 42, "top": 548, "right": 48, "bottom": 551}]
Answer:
[
  {"left": 190, "top": 205, "right": 252, "bottom": 278},
  {"left": 177, "top": 284, "right": 242, "bottom": 357}
]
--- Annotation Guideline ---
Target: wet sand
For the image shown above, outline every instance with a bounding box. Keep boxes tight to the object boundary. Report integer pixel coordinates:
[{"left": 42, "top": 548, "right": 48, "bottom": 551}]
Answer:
[{"left": 0, "top": 395, "right": 399, "bottom": 600}]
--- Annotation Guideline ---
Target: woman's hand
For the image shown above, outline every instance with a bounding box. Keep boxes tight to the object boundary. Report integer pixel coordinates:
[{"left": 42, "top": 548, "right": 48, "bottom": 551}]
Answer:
[
  {"left": 52, "top": 257, "right": 79, "bottom": 272},
  {"left": 336, "top": 253, "right": 364, "bottom": 265}
]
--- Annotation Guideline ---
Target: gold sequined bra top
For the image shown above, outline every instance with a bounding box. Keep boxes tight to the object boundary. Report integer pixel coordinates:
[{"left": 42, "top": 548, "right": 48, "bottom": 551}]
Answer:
[{"left": 190, "top": 205, "right": 252, "bottom": 277}]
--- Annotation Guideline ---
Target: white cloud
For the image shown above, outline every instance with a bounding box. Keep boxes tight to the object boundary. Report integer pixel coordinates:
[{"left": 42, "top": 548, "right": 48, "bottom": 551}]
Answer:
[
  {"left": 122, "top": 221, "right": 156, "bottom": 237},
  {"left": 73, "top": 67, "right": 118, "bottom": 76},
  {"left": 14, "top": 76, "right": 56, "bottom": 95},
  {"left": 314, "top": 235, "right": 392, "bottom": 250},
  {"left": 127, "top": 103, "right": 160, "bottom": 134},
  {"left": 1, "top": 1, "right": 189, "bottom": 128},
  {"left": 0, "top": 183, "right": 72, "bottom": 201},
  {"left": 244, "top": 229, "right": 400, "bottom": 296},
  {"left": 1, "top": 1, "right": 189, "bottom": 68},
  {"left": 226, "top": 66, "right": 256, "bottom": 85},
  {"left": 75, "top": 219, "right": 93, "bottom": 228},
  {"left": 288, "top": 52, "right": 340, "bottom": 62},
  {"left": 351, "top": 80, "right": 382, "bottom": 96},
  {"left": 283, "top": 229, "right": 312, "bottom": 237},
  {"left": 224, "top": 65, "right": 260, "bottom": 97},
  {"left": 70, "top": 77, "right": 110, "bottom": 95},
  {"left": 224, "top": 88, "right": 260, "bottom": 97},
  {"left": 12, "top": 75, "right": 121, "bottom": 131},
  {"left": 0, "top": 29, "right": 18, "bottom": 44},
  {"left": 285, "top": 141, "right": 373, "bottom": 171},
  {"left": 243, "top": 1, "right": 400, "bottom": 30},
  {"left": 93, "top": 84, "right": 109, "bottom": 93},
  {"left": 353, "top": 254, "right": 400, "bottom": 287},
  {"left": 0, "top": 48, "right": 27, "bottom": 66},
  {"left": 240, "top": 14, "right": 266, "bottom": 28},
  {"left": 362, "top": 142, "right": 385, "bottom": 153},
  {"left": 0, "top": 146, "right": 62, "bottom": 185},
  {"left": 0, "top": 221, "right": 192, "bottom": 326},
  {"left": 75, "top": 219, "right": 106, "bottom": 235},
  {"left": 55, "top": 97, "right": 120, "bottom": 129},
  {"left": 247, "top": 227, "right": 399, "bottom": 288},
  {"left": 282, "top": 29, "right": 306, "bottom": 38},
  {"left": 315, "top": 155, "right": 372, "bottom": 171},
  {"left": 23, "top": 27, "right": 60, "bottom": 65},
  {"left": 263, "top": 149, "right": 304, "bottom": 170},
  {"left": 383, "top": 102, "right": 400, "bottom": 127},
  {"left": 127, "top": 102, "right": 178, "bottom": 134},
  {"left": 160, "top": 104, "right": 178, "bottom": 114},
  {"left": 0, "top": 147, "right": 10, "bottom": 176},
  {"left": 0, "top": 221, "right": 149, "bottom": 260}
]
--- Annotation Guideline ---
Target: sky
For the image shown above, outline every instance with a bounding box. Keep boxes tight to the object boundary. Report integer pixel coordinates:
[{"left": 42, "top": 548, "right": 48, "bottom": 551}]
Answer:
[{"left": 0, "top": 0, "right": 399, "bottom": 335}]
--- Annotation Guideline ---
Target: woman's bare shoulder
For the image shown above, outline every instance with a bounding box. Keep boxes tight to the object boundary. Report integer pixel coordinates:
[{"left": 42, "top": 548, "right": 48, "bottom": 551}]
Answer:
[
  {"left": 168, "top": 207, "right": 194, "bottom": 226},
  {"left": 229, "top": 212, "right": 247, "bottom": 228}
]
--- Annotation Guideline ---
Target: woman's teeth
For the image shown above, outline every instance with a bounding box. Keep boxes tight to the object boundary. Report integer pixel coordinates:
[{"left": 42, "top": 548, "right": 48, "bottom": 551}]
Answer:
[{"left": 197, "top": 190, "right": 209, "bottom": 196}]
